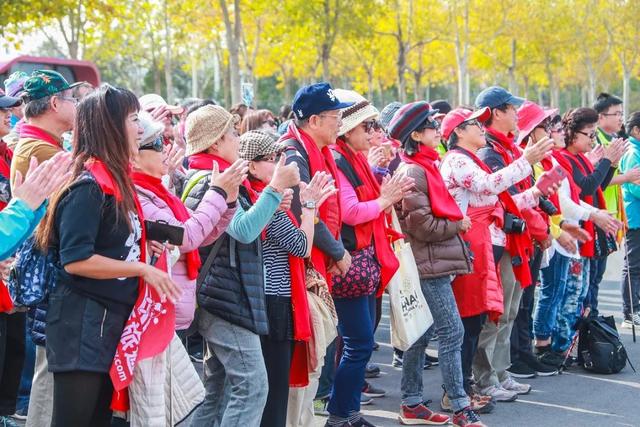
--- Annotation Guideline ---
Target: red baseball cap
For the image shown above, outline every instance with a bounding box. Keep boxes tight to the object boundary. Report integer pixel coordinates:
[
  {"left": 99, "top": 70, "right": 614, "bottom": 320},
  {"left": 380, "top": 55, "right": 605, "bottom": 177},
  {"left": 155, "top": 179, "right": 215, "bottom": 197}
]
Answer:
[
  {"left": 516, "top": 101, "right": 559, "bottom": 146},
  {"left": 441, "top": 107, "right": 491, "bottom": 140}
]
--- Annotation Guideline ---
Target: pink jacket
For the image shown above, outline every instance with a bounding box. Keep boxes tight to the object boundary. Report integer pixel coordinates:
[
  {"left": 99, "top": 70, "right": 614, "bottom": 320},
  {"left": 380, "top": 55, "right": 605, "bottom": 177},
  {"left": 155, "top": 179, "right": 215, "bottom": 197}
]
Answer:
[{"left": 136, "top": 186, "right": 235, "bottom": 330}]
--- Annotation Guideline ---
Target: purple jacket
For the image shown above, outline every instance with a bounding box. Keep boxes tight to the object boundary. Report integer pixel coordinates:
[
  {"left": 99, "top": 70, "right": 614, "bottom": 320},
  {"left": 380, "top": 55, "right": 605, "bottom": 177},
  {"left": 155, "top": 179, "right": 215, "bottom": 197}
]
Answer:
[{"left": 136, "top": 185, "right": 235, "bottom": 330}]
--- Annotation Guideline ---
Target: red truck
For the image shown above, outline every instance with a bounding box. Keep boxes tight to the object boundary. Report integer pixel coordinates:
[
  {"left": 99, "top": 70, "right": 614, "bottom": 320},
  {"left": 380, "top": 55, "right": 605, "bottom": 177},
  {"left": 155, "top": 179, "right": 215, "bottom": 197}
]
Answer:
[{"left": 0, "top": 55, "right": 100, "bottom": 86}]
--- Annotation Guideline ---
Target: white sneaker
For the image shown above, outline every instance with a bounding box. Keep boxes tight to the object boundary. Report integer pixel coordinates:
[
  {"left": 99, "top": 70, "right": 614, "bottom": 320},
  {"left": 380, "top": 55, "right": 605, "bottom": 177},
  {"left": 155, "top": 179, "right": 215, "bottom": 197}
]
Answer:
[
  {"left": 500, "top": 376, "right": 531, "bottom": 395},
  {"left": 478, "top": 384, "right": 517, "bottom": 402},
  {"left": 621, "top": 313, "right": 640, "bottom": 328}
]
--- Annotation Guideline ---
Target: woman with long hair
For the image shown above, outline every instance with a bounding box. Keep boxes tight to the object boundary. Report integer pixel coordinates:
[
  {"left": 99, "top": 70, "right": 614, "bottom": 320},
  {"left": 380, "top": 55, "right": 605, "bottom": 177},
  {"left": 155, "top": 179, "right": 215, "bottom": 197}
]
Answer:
[{"left": 36, "top": 85, "right": 180, "bottom": 427}]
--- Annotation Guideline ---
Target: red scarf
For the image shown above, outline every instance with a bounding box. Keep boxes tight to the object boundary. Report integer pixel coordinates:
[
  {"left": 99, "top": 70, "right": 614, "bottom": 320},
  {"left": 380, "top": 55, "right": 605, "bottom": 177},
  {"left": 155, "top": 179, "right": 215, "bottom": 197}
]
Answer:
[
  {"left": 19, "top": 124, "right": 62, "bottom": 148},
  {"left": 559, "top": 149, "right": 606, "bottom": 257},
  {"left": 400, "top": 145, "right": 464, "bottom": 221},
  {"left": 248, "top": 178, "right": 311, "bottom": 386},
  {"left": 188, "top": 152, "right": 258, "bottom": 204},
  {"left": 333, "top": 139, "right": 400, "bottom": 294},
  {"left": 485, "top": 127, "right": 532, "bottom": 192},
  {"left": 539, "top": 157, "right": 561, "bottom": 213},
  {"left": 131, "top": 171, "right": 201, "bottom": 280},
  {"left": 279, "top": 123, "right": 342, "bottom": 282},
  {"left": 453, "top": 147, "right": 533, "bottom": 288}
]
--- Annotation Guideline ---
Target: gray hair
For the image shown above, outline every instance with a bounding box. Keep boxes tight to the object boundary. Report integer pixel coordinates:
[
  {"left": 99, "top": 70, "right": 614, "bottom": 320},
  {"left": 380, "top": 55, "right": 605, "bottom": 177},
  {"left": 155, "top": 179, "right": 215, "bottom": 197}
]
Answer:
[
  {"left": 294, "top": 117, "right": 309, "bottom": 128},
  {"left": 24, "top": 96, "right": 52, "bottom": 119}
]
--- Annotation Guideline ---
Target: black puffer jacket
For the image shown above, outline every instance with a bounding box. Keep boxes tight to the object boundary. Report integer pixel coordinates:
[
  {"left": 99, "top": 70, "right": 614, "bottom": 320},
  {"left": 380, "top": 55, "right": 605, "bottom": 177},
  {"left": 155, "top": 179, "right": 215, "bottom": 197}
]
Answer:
[{"left": 183, "top": 170, "right": 268, "bottom": 335}]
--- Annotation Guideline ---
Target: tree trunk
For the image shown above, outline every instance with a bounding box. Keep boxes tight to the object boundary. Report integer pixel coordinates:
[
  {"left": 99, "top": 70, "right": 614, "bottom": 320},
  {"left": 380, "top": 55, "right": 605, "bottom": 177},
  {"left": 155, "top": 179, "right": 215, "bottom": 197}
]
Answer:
[
  {"left": 622, "top": 66, "right": 631, "bottom": 119},
  {"left": 191, "top": 54, "right": 199, "bottom": 98},
  {"left": 220, "top": 0, "right": 242, "bottom": 104},
  {"left": 163, "top": 0, "right": 174, "bottom": 103},
  {"left": 454, "top": 1, "right": 470, "bottom": 105},
  {"left": 508, "top": 39, "right": 517, "bottom": 94}
]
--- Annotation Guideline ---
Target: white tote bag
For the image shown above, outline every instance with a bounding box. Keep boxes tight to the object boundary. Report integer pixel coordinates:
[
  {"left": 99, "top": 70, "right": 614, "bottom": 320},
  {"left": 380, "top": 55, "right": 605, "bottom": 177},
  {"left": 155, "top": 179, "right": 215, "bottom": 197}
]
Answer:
[{"left": 387, "top": 212, "right": 434, "bottom": 351}]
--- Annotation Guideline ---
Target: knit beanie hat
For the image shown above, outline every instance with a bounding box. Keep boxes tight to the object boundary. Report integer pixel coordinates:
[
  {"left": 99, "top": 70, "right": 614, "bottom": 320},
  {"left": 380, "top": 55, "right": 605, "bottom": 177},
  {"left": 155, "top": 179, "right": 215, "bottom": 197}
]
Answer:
[
  {"left": 334, "top": 89, "right": 379, "bottom": 136},
  {"left": 379, "top": 102, "right": 402, "bottom": 130},
  {"left": 387, "top": 101, "right": 439, "bottom": 145},
  {"left": 185, "top": 105, "right": 236, "bottom": 156},
  {"left": 239, "top": 130, "right": 284, "bottom": 161}
]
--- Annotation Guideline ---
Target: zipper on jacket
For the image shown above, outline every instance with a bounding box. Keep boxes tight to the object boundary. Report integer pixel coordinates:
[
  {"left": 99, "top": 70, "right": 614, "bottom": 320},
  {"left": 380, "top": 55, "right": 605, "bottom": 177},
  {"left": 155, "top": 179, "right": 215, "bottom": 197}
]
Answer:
[{"left": 100, "top": 308, "right": 107, "bottom": 338}]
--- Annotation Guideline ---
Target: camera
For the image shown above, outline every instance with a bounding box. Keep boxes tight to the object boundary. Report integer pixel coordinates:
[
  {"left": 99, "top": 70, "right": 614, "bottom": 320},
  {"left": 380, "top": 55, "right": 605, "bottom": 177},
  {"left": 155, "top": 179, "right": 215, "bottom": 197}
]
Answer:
[
  {"left": 503, "top": 212, "right": 526, "bottom": 234},
  {"left": 538, "top": 196, "right": 559, "bottom": 216}
]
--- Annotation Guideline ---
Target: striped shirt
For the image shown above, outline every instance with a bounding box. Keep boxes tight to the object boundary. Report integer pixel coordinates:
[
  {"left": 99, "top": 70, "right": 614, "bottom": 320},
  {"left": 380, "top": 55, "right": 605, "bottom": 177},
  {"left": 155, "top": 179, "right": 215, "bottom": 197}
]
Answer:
[{"left": 263, "top": 210, "right": 308, "bottom": 296}]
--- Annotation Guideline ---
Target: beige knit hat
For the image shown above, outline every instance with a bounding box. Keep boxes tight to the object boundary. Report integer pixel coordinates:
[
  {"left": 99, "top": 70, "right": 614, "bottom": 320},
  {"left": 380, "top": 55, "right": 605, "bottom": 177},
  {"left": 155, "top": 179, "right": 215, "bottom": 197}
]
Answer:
[
  {"left": 185, "top": 105, "right": 236, "bottom": 156},
  {"left": 334, "top": 89, "right": 379, "bottom": 136}
]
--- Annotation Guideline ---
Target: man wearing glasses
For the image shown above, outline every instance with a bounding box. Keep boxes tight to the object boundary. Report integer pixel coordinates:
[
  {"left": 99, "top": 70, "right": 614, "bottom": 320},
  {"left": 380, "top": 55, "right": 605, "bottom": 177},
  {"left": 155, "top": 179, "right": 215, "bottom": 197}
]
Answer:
[{"left": 10, "top": 70, "right": 80, "bottom": 185}]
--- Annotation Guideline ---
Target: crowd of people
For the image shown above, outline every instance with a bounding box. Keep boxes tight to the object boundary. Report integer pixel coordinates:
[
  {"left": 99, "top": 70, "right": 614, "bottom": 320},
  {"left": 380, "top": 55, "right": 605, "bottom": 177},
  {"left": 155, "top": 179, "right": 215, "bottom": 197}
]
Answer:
[{"left": 0, "top": 68, "right": 638, "bottom": 427}]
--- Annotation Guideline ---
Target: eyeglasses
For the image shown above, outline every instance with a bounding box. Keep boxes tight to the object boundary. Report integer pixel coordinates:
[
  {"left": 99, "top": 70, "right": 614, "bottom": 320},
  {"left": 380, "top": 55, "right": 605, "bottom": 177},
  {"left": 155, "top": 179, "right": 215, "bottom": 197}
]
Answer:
[
  {"left": 254, "top": 152, "right": 282, "bottom": 163},
  {"left": 319, "top": 112, "right": 342, "bottom": 120},
  {"left": 362, "top": 120, "right": 377, "bottom": 133},
  {"left": 263, "top": 119, "right": 276, "bottom": 127},
  {"left": 57, "top": 96, "right": 78, "bottom": 106},
  {"left": 550, "top": 126, "right": 564, "bottom": 134},
  {"left": 462, "top": 119, "right": 481, "bottom": 128},
  {"left": 535, "top": 123, "right": 552, "bottom": 133},
  {"left": 139, "top": 136, "right": 164, "bottom": 152},
  {"left": 576, "top": 130, "right": 597, "bottom": 140},
  {"left": 602, "top": 111, "right": 624, "bottom": 117},
  {"left": 422, "top": 119, "right": 440, "bottom": 130}
]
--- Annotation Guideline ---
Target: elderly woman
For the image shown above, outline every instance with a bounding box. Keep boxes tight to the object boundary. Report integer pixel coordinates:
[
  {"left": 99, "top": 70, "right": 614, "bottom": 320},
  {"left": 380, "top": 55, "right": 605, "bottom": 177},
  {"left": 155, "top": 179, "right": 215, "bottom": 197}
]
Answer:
[
  {"left": 131, "top": 112, "right": 245, "bottom": 333},
  {"left": 325, "top": 90, "right": 411, "bottom": 427}
]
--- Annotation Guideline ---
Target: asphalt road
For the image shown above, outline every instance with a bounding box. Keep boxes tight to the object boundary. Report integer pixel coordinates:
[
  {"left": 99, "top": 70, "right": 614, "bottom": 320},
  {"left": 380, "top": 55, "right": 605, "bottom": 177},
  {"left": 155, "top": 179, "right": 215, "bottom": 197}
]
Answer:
[{"left": 313, "top": 279, "right": 640, "bottom": 427}]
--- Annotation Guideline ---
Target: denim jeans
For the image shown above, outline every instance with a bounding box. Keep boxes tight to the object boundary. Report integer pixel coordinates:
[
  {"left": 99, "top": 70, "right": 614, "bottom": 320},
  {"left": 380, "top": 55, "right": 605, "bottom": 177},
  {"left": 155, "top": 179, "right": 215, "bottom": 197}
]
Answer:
[
  {"left": 401, "top": 276, "right": 469, "bottom": 412},
  {"left": 621, "top": 229, "right": 640, "bottom": 318},
  {"left": 552, "top": 258, "right": 590, "bottom": 353},
  {"left": 461, "top": 314, "right": 486, "bottom": 394},
  {"left": 327, "top": 293, "right": 376, "bottom": 418},
  {"left": 585, "top": 256, "right": 607, "bottom": 316},
  {"left": 533, "top": 252, "right": 571, "bottom": 341},
  {"left": 189, "top": 311, "right": 268, "bottom": 427},
  {"left": 17, "top": 329, "right": 35, "bottom": 412}
]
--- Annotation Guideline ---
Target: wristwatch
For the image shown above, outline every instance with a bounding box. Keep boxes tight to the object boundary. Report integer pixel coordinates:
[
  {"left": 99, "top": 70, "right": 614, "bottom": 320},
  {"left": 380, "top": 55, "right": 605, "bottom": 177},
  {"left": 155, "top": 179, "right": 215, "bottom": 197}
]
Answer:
[{"left": 301, "top": 200, "right": 317, "bottom": 210}]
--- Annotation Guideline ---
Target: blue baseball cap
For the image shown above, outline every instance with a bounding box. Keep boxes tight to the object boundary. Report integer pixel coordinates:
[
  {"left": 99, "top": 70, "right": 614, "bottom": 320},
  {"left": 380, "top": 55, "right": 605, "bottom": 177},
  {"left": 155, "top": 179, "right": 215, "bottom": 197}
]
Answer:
[
  {"left": 292, "top": 82, "right": 355, "bottom": 120},
  {"left": 475, "top": 86, "right": 525, "bottom": 109}
]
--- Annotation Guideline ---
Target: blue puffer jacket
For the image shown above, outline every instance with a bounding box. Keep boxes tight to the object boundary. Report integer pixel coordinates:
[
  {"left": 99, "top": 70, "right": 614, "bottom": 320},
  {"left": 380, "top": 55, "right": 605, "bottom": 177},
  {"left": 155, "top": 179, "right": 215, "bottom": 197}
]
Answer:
[{"left": 28, "top": 303, "right": 47, "bottom": 346}]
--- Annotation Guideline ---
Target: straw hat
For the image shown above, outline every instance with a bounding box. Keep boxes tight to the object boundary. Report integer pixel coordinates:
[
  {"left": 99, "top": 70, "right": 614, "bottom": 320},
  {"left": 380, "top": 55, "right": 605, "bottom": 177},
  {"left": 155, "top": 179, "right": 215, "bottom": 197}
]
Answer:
[{"left": 185, "top": 105, "right": 236, "bottom": 156}]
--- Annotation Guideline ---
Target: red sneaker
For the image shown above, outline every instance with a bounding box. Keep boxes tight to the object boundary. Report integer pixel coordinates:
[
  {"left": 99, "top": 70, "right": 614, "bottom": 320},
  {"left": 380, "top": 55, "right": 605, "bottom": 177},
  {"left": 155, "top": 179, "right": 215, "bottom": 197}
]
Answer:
[
  {"left": 398, "top": 402, "right": 450, "bottom": 425},
  {"left": 452, "top": 407, "right": 486, "bottom": 427}
]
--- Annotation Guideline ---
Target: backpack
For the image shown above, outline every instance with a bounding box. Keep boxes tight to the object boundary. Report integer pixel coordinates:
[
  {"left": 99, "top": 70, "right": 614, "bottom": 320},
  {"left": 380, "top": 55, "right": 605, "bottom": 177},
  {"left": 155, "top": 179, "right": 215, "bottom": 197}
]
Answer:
[
  {"left": 577, "top": 315, "right": 634, "bottom": 374},
  {"left": 7, "top": 237, "right": 60, "bottom": 308},
  {"left": 181, "top": 170, "right": 210, "bottom": 203}
]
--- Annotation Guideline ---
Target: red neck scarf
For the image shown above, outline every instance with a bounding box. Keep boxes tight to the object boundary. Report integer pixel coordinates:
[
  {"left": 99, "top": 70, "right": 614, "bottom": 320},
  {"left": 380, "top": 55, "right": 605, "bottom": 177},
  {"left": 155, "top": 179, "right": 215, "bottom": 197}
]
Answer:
[
  {"left": 247, "top": 178, "right": 311, "bottom": 386},
  {"left": 452, "top": 146, "right": 533, "bottom": 287},
  {"left": 188, "top": 152, "right": 257, "bottom": 201},
  {"left": 131, "top": 171, "right": 201, "bottom": 280},
  {"left": 19, "top": 124, "right": 62, "bottom": 148},
  {"left": 539, "top": 157, "right": 561, "bottom": 213},
  {"left": 400, "top": 145, "right": 464, "bottom": 221},
  {"left": 559, "top": 148, "right": 605, "bottom": 257},
  {"left": 333, "top": 139, "right": 399, "bottom": 293},
  {"left": 279, "top": 123, "right": 342, "bottom": 281}
]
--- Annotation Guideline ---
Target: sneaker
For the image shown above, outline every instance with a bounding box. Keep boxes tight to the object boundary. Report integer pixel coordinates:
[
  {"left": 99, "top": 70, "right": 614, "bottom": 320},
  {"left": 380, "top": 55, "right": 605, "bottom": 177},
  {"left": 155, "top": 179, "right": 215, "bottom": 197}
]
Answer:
[
  {"left": 521, "top": 352, "right": 558, "bottom": 376},
  {"left": 425, "top": 350, "right": 439, "bottom": 366},
  {"left": 0, "top": 416, "right": 20, "bottom": 427},
  {"left": 506, "top": 359, "right": 536, "bottom": 379},
  {"left": 11, "top": 407, "right": 27, "bottom": 421},
  {"left": 352, "top": 417, "right": 376, "bottom": 427},
  {"left": 314, "top": 397, "right": 330, "bottom": 416},
  {"left": 500, "top": 376, "right": 531, "bottom": 395},
  {"left": 362, "top": 381, "right": 386, "bottom": 398},
  {"left": 478, "top": 384, "right": 517, "bottom": 402},
  {"left": 361, "top": 394, "right": 373, "bottom": 405},
  {"left": 440, "top": 390, "right": 494, "bottom": 414},
  {"left": 392, "top": 351, "right": 404, "bottom": 368},
  {"left": 535, "top": 346, "right": 565, "bottom": 368},
  {"left": 621, "top": 314, "right": 640, "bottom": 328},
  {"left": 452, "top": 407, "right": 486, "bottom": 427},
  {"left": 398, "top": 401, "right": 450, "bottom": 425},
  {"left": 365, "top": 363, "right": 381, "bottom": 378}
]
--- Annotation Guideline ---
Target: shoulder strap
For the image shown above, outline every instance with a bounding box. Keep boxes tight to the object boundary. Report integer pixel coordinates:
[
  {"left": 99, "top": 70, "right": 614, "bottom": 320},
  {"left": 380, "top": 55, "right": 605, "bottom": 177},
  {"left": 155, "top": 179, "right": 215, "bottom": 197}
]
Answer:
[
  {"left": 196, "top": 235, "right": 226, "bottom": 287},
  {"left": 181, "top": 170, "right": 210, "bottom": 203}
]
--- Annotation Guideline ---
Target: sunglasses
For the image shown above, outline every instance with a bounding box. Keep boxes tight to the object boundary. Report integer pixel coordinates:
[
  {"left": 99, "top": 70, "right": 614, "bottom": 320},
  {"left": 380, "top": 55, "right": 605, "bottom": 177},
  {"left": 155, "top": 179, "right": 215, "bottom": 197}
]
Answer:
[
  {"left": 254, "top": 152, "right": 282, "bottom": 163},
  {"left": 362, "top": 120, "right": 380, "bottom": 133},
  {"left": 421, "top": 119, "right": 441, "bottom": 131},
  {"left": 139, "top": 136, "right": 164, "bottom": 152},
  {"left": 576, "top": 130, "right": 597, "bottom": 140}
]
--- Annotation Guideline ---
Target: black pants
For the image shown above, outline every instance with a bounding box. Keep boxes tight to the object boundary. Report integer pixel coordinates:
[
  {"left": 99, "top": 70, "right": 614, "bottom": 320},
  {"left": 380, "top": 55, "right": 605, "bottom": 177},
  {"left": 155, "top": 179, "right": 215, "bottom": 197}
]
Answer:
[
  {"left": 0, "top": 312, "right": 25, "bottom": 416},
  {"left": 622, "top": 229, "right": 640, "bottom": 318},
  {"left": 461, "top": 314, "right": 486, "bottom": 394},
  {"left": 51, "top": 371, "right": 113, "bottom": 427},
  {"left": 260, "top": 295, "right": 294, "bottom": 427},
  {"left": 511, "top": 247, "right": 543, "bottom": 362}
]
